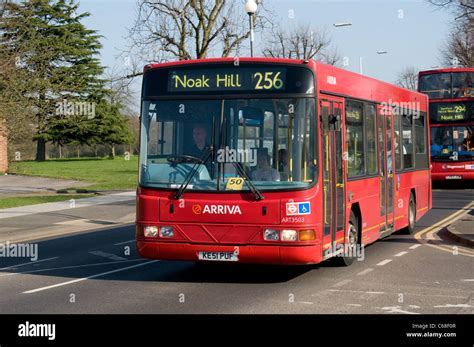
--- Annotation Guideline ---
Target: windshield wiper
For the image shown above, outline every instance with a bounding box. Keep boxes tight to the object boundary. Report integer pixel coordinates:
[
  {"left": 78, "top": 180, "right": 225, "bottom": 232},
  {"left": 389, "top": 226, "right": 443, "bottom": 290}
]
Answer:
[
  {"left": 173, "top": 151, "right": 210, "bottom": 200},
  {"left": 231, "top": 162, "right": 264, "bottom": 201}
]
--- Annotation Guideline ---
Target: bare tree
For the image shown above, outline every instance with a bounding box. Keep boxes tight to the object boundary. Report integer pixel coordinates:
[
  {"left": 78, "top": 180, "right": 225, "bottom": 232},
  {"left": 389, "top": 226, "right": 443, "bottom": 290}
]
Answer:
[
  {"left": 395, "top": 66, "right": 419, "bottom": 91},
  {"left": 428, "top": 0, "right": 473, "bottom": 20},
  {"left": 441, "top": 24, "right": 473, "bottom": 67},
  {"left": 262, "top": 24, "right": 340, "bottom": 65},
  {"left": 128, "top": 0, "right": 270, "bottom": 62},
  {"left": 428, "top": 0, "right": 474, "bottom": 67}
]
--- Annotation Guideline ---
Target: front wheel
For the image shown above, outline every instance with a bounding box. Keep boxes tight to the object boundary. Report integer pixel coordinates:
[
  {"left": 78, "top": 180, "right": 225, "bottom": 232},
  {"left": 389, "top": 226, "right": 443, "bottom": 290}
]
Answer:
[{"left": 335, "top": 211, "right": 359, "bottom": 266}]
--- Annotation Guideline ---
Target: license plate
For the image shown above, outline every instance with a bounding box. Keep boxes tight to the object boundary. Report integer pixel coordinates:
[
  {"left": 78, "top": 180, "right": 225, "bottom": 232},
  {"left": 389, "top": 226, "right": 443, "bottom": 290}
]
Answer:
[
  {"left": 446, "top": 175, "right": 462, "bottom": 180},
  {"left": 198, "top": 251, "right": 238, "bottom": 262}
]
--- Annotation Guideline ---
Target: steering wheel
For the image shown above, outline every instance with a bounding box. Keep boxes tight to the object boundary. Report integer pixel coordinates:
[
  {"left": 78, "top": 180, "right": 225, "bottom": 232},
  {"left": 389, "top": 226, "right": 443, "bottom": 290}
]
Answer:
[{"left": 167, "top": 155, "right": 204, "bottom": 164}]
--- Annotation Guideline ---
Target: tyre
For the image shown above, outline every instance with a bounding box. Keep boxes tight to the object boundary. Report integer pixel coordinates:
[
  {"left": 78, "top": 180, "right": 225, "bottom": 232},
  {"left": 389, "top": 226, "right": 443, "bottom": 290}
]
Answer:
[
  {"left": 404, "top": 193, "right": 416, "bottom": 235},
  {"left": 335, "top": 210, "right": 359, "bottom": 266}
]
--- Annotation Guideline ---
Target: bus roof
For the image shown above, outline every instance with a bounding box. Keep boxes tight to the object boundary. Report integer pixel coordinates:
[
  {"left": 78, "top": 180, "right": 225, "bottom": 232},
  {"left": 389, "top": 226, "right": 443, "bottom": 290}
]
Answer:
[{"left": 419, "top": 67, "right": 474, "bottom": 75}]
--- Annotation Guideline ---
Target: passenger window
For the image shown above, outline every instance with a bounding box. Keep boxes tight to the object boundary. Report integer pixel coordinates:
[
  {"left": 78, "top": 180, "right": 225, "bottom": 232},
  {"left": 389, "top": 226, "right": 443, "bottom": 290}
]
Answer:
[
  {"left": 402, "top": 114, "right": 414, "bottom": 169},
  {"left": 365, "top": 104, "right": 377, "bottom": 175},
  {"left": 346, "top": 101, "right": 365, "bottom": 177}
]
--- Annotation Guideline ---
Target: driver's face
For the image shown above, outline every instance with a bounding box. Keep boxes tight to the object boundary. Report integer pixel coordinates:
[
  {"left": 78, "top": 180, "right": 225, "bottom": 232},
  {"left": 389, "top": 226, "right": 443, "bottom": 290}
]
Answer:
[{"left": 193, "top": 127, "right": 207, "bottom": 144}]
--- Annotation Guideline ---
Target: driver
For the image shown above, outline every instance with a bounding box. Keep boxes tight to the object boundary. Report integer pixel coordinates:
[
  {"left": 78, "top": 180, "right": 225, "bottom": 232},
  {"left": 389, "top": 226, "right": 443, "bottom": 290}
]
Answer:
[{"left": 187, "top": 125, "right": 210, "bottom": 159}]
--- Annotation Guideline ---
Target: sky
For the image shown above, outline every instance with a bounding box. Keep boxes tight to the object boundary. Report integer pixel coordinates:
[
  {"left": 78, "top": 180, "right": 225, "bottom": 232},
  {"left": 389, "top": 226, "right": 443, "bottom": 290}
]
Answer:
[{"left": 77, "top": 0, "right": 454, "bottom": 110}]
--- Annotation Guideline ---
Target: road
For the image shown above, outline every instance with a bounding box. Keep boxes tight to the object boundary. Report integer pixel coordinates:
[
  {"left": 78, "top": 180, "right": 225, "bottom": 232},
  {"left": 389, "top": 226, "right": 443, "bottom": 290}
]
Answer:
[{"left": 0, "top": 188, "right": 473, "bottom": 314}]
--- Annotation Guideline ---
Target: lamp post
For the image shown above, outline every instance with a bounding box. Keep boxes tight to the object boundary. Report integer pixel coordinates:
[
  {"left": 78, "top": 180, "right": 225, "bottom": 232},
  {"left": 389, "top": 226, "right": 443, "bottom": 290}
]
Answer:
[
  {"left": 333, "top": 22, "right": 352, "bottom": 27},
  {"left": 245, "top": 0, "right": 258, "bottom": 57}
]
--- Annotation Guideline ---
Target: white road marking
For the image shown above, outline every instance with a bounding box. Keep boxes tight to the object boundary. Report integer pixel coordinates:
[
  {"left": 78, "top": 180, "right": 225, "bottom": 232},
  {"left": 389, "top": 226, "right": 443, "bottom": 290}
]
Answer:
[
  {"left": 357, "top": 268, "right": 374, "bottom": 276},
  {"left": 89, "top": 251, "right": 127, "bottom": 261},
  {"left": 332, "top": 279, "right": 352, "bottom": 288},
  {"left": 379, "top": 306, "right": 420, "bottom": 315},
  {"left": 296, "top": 301, "right": 313, "bottom": 305},
  {"left": 461, "top": 279, "right": 474, "bottom": 282},
  {"left": 346, "top": 304, "right": 362, "bottom": 307},
  {"left": 23, "top": 260, "right": 159, "bottom": 294},
  {"left": 433, "top": 304, "right": 473, "bottom": 308},
  {"left": 409, "top": 305, "right": 421, "bottom": 308},
  {"left": 394, "top": 251, "right": 408, "bottom": 257},
  {"left": 114, "top": 239, "right": 135, "bottom": 246},
  {"left": 376, "top": 259, "right": 392, "bottom": 266},
  {"left": 328, "top": 289, "right": 385, "bottom": 295},
  {"left": 409, "top": 244, "right": 421, "bottom": 250},
  {"left": 0, "top": 259, "right": 143, "bottom": 277},
  {"left": 0, "top": 257, "right": 59, "bottom": 271}
]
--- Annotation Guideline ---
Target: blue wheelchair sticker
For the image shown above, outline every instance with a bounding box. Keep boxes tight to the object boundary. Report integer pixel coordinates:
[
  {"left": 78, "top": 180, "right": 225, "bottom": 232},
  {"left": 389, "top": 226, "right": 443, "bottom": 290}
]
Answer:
[{"left": 298, "top": 202, "right": 311, "bottom": 215}]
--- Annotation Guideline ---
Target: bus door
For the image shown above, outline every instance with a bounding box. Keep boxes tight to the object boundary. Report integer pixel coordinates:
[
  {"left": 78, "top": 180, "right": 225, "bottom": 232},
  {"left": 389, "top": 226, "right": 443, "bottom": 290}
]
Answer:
[
  {"left": 321, "top": 98, "right": 345, "bottom": 256},
  {"left": 377, "top": 109, "right": 395, "bottom": 235}
]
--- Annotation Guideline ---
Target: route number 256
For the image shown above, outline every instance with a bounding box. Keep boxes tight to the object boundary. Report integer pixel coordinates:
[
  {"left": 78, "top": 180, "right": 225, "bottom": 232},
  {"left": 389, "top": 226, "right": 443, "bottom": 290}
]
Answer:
[{"left": 254, "top": 72, "right": 284, "bottom": 90}]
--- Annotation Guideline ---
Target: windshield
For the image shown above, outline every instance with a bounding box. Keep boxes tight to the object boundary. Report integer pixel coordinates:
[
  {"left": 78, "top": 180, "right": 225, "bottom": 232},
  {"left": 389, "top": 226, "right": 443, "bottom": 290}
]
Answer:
[
  {"left": 420, "top": 72, "right": 474, "bottom": 99},
  {"left": 430, "top": 126, "right": 474, "bottom": 161},
  {"left": 139, "top": 98, "right": 316, "bottom": 192}
]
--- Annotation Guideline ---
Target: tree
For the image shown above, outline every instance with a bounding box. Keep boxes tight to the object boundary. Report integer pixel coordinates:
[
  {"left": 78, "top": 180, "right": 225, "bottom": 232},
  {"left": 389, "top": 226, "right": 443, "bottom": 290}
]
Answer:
[
  {"left": 128, "top": 0, "right": 270, "bottom": 62},
  {"left": 395, "top": 66, "right": 419, "bottom": 91},
  {"left": 0, "top": 1, "right": 33, "bottom": 155},
  {"left": 441, "top": 18, "right": 473, "bottom": 67},
  {"left": 0, "top": 0, "right": 105, "bottom": 161},
  {"left": 428, "top": 0, "right": 473, "bottom": 67},
  {"left": 262, "top": 24, "right": 340, "bottom": 64},
  {"left": 94, "top": 101, "right": 134, "bottom": 158}
]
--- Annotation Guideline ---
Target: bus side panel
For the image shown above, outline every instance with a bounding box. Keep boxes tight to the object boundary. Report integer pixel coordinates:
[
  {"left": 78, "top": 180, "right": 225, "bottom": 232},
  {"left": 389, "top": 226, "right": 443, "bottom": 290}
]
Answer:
[
  {"left": 394, "top": 170, "right": 431, "bottom": 232},
  {"left": 345, "top": 177, "right": 380, "bottom": 246}
]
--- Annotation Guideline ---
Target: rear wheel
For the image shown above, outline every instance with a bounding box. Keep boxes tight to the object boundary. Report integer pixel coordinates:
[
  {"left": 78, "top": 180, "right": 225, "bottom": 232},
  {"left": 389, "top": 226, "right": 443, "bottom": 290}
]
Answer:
[
  {"left": 335, "top": 211, "right": 359, "bottom": 266},
  {"left": 405, "top": 194, "right": 416, "bottom": 235}
]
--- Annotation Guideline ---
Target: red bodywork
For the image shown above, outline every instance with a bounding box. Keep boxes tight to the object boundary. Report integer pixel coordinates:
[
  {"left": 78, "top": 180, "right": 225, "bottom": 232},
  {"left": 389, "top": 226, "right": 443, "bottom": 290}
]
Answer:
[{"left": 137, "top": 58, "right": 432, "bottom": 265}]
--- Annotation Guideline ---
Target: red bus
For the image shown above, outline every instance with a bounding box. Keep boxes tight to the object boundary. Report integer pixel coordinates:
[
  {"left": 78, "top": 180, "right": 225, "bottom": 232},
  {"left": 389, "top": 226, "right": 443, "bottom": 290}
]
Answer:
[
  {"left": 136, "top": 58, "right": 431, "bottom": 266},
  {"left": 418, "top": 68, "right": 474, "bottom": 181}
]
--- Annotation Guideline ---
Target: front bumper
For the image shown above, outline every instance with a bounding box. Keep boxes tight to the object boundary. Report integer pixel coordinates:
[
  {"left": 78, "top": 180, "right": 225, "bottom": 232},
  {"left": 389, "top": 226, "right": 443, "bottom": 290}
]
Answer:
[
  {"left": 136, "top": 240, "right": 322, "bottom": 265},
  {"left": 431, "top": 171, "right": 474, "bottom": 180}
]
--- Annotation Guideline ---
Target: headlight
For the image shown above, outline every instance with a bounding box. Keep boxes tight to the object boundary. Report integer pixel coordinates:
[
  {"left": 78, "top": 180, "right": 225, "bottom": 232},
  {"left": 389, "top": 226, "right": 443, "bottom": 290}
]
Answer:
[
  {"left": 144, "top": 226, "right": 158, "bottom": 237},
  {"left": 159, "top": 226, "right": 174, "bottom": 238},
  {"left": 264, "top": 229, "right": 279, "bottom": 241},
  {"left": 281, "top": 229, "right": 298, "bottom": 241}
]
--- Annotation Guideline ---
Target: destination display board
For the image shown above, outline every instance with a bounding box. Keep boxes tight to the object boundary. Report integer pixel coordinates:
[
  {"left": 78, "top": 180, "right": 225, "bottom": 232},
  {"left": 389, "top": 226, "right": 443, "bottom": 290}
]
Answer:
[
  {"left": 142, "top": 63, "right": 315, "bottom": 96},
  {"left": 430, "top": 102, "right": 472, "bottom": 123},
  {"left": 168, "top": 68, "right": 286, "bottom": 92}
]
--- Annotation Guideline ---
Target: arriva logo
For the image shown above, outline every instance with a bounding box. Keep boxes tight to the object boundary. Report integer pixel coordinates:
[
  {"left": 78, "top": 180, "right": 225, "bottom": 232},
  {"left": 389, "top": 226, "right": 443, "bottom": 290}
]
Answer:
[{"left": 192, "top": 204, "right": 242, "bottom": 215}]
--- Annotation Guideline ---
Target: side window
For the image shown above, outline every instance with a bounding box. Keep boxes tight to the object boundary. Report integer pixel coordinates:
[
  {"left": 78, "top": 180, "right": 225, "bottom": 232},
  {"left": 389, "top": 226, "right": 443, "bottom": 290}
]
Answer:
[
  {"left": 415, "top": 112, "right": 429, "bottom": 169},
  {"left": 415, "top": 114, "right": 426, "bottom": 154},
  {"left": 393, "top": 113, "right": 402, "bottom": 171},
  {"left": 365, "top": 104, "right": 377, "bottom": 175},
  {"left": 346, "top": 101, "right": 365, "bottom": 177},
  {"left": 402, "top": 114, "right": 414, "bottom": 169}
]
